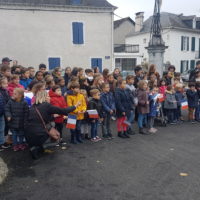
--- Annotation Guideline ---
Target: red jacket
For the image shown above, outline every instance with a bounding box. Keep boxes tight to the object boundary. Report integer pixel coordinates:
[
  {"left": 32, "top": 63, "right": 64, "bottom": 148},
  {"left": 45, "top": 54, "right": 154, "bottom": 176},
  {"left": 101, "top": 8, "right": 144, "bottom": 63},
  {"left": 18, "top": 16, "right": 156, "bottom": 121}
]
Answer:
[
  {"left": 8, "top": 83, "right": 24, "bottom": 97},
  {"left": 49, "top": 89, "right": 67, "bottom": 123},
  {"left": 159, "top": 86, "right": 167, "bottom": 95}
]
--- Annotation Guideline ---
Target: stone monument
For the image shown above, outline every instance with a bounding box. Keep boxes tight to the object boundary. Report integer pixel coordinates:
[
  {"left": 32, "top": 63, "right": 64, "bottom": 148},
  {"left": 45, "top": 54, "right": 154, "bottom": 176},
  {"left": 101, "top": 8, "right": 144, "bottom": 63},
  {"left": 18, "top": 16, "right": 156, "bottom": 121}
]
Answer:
[{"left": 146, "top": 0, "right": 168, "bottom": 76}]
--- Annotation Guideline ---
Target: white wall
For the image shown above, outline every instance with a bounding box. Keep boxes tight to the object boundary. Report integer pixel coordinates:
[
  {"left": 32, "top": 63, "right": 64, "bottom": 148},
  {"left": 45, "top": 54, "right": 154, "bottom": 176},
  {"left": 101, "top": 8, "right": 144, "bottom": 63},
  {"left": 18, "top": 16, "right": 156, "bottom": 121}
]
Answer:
[
  {"left": 0, "top": 8, "right": 113, "bottom": 70},
  {"left": 126, "top": 29, "right": 200, "bottom": 72}
]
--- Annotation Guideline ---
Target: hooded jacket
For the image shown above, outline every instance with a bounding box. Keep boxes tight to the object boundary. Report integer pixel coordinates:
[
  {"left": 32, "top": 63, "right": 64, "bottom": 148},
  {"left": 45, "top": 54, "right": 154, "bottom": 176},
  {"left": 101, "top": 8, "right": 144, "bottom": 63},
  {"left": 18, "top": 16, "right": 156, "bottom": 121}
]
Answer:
[{"left": 49, "top": 89, "right": 67, "bottom": 123}]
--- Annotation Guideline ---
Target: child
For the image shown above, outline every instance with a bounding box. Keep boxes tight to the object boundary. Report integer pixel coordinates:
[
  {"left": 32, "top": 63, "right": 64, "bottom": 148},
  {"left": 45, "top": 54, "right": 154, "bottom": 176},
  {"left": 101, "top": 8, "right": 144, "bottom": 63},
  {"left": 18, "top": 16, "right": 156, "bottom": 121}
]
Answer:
[
  {"left": 8, "top": 75, "right": 24, "bottom": 96},
  {"left": 57, "top": 77, "right": 68, "bottom": 97},
  {"left": 107, "top": 74, "right": 117, "bottom": 93},
  {"left": 44, "top": 75, "right": 55, "bottom": 91},
  {"left": 5, "top": 88, "right": 29, "bottom": 151},
  {"left": 0, "top": 93, "right": 6, "bottom": 150},
  {"left": 186, "top": 83, "right": 199, "bottom": 123},
  {"left": 0, "top": 65, "right": 11, "bottom": 80},
  {"left": 67, "top": 82, "right": 87, "bottom": 144},
  {"left": 148, "top": 87, "right": 159, "bottom": 133},
  {"left": 80, "top": 89, "right": 90, "bottom": 139},
  {"left": 195, "top": 83, "right": 200, "bottom": 121},
  {"left": 115, "top": 80, "right": 131, "bottom": 138},
  {"left": 88, "top": 89, "right": 104, "bottom": 142},
  {"left": 159, "top": 79, "right": 167, "bottom": 96},
  {"left": 175, "top": 84, "right": 185, "bottom": 122},
  {"left": 100, "top": 83, "right": 116, "bottom": 139},
  {"left": 164, "top": 85, "right": 177, "bottom": 124},
  {"left": 85, "top": 69, "right": 94, "bottom": 86},
  {"left": 137, "top": 80, "right": 150, "bottom": 134},
  {"left": 20, "top": 68, "right": 32, "bottom": 90},
  {"left": 49, "top": 85, "right": 67, "bottom": 144},
  {"left": 125, "top": 75, "right": 138, "bottom": 135}
]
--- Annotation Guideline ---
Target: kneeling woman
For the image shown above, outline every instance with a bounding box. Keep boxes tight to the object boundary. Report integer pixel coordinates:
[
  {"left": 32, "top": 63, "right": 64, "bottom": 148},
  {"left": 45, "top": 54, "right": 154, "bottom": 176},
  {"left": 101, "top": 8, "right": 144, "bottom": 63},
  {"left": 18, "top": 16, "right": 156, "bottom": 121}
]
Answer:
[{"left": 25, "top": 90, "right": 79, "bottom": 159}]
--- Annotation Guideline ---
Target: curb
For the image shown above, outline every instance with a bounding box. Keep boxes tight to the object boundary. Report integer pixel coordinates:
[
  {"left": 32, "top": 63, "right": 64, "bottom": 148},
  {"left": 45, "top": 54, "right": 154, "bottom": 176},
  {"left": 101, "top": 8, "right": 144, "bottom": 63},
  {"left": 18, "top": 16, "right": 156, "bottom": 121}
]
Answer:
[{"left": 0, "top": 157, "right": 8, "bottom": 184}]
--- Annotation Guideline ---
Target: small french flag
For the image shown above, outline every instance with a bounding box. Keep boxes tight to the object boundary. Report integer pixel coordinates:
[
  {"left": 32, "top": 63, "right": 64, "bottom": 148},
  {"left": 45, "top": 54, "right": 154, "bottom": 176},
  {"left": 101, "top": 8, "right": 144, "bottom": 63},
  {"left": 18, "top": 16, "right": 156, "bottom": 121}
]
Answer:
[
  {"left": 181, "top": 100, "right": 188, "bottom": 110},
  {"left": 87, "top": 110, "right": 99, "bottom": 119},
  {"left": 66, "top": 115, "right": 77, "bottom": 129},
  {"left": 158, "top": 93, "right": 165, "bottom": 102}
]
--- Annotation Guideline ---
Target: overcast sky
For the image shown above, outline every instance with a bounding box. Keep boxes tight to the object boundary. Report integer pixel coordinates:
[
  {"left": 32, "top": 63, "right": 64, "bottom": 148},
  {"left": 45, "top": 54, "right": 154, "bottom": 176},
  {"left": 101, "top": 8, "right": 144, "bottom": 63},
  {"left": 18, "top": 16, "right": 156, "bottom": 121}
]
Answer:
[{"left": 108, "top": 0, "right": 200, "bottom": 20}]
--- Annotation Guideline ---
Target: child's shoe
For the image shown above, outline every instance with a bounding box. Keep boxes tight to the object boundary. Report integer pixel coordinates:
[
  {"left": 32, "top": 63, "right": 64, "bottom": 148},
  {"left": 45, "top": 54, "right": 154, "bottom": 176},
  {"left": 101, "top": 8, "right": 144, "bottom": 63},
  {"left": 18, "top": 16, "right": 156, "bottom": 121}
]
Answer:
[
  {"left": 123, "top": 131, "right": 130, "bottom": 138},
  {"left": 13, "top": 145, "right": 20, "bottom": 152},
  {"left": 118, "top": 132, "right": 126, "bottom": 138},
  {"left": 149, "top": 128, "right": 156, "bottom": 133},
  {"left": 91, "top": 137, "right": 98, "bottom": 142},
  {"left": 95, "top": 136, "right": 102, "bottom": 141},
  {"left": 18, "top": 144, "right": 27, "bottom": 151}
]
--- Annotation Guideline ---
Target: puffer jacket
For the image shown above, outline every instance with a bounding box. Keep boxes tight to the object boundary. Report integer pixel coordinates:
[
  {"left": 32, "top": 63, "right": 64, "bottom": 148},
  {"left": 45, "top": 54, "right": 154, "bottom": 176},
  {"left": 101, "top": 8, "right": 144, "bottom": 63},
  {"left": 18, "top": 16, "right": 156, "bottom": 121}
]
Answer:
[
  {"left": 67, "top": 92, "right": 87, "bottom": 120},
  {"left": 7, "top": 83, "right": 24, "bottom": 97},
  {"left": 5, "top": 98, "right": 29, "bottom": 130},
  {"left": 115, "top": 88, "right": 133, "bottom": 117},
  {"left": 49, "top": 89, "right": 67, "bottom": 123},
  {"left": 100, "top": 92, "right": 116, "bottom": 113},
  {"left": 164, "top": 90, "right": 177, "bottom": 109},
  {"left": 0, "top": 87, "right": 10, "bottom": 105},
  {"left": 186, "top": 89, "right": 199, "bottom": 108}
]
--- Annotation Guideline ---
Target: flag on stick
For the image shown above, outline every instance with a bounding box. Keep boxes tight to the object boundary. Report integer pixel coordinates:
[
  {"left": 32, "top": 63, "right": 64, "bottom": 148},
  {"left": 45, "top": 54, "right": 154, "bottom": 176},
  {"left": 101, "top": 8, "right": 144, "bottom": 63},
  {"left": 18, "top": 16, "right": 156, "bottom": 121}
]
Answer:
[
  {"left": 181, "top": 100, "right": 188, "bottom": 110},
  {"left": 87, "top": 110, "right": 99, "bottom": 119},
  {"left": 66, "top": 115, "right": 77, "bottom": 129}
]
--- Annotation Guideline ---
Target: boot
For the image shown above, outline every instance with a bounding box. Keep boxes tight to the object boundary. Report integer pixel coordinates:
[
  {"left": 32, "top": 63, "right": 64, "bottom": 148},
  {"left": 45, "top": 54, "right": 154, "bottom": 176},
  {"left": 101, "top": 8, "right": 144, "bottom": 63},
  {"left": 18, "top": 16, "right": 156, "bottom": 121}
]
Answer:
[
  {"left": 123, "top": 131, "right": 130, "bottom": 138},
  {"left": 118, "top": 132, "right": 126, "bottom": 138},
  {"left": 127, "top": 128, "right": 136, "bottom": 135},
  {"left": 70, "top": 133, "right": 78, "bottom": 144},
  {"left": 139, "top": 128, "right": 150, "bottom": 135},
  {"left": 76, "top": 133, "right": 83, "bottom": 143}
]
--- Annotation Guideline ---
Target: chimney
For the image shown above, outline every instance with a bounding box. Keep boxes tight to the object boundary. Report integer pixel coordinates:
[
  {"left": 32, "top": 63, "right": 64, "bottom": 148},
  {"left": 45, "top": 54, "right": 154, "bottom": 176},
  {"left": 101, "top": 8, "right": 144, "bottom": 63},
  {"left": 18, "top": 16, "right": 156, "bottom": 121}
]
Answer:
[{"left": 135, "top": 12, "right": 144, "bottom": 32}]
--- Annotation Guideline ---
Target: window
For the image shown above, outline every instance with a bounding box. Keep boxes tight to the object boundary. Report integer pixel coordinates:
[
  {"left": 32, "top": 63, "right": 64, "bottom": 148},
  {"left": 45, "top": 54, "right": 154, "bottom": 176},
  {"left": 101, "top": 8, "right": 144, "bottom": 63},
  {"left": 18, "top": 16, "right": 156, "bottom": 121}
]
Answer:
[
  {"left": 71, "top": 0, "right": 81, "bottom": 5},
  {"left": 180, "top": 60, "right": 189, "bottom": 73},
  {"left": 191, "top": 37, "right": 196, "bottom": 51},
  {"left": 181, "top": 36, "right": 189, "bottom": 51},
  {"left": 72, "top": 22, "right": 84, "bottom": 44},
  {"left": 48, "top": 57, "right": 61, "bottom": 70}
]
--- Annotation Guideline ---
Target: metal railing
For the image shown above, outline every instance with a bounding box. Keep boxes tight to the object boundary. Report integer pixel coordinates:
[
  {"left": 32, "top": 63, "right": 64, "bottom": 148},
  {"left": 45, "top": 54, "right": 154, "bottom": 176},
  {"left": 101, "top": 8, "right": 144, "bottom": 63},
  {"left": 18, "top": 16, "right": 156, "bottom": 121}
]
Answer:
[{"left": 114, "top": 44, "right": 139, "bottom": 53}]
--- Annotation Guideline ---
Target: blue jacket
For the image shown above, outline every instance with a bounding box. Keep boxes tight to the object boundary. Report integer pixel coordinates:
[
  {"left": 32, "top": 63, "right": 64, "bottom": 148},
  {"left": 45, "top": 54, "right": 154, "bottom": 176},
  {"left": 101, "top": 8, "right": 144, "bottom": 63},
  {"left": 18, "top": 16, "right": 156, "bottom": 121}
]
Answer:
[
  {"left": 0, "top": 93, "right": 5, "bottom": 116},
  {"left": 20, "top": 78, "right": 32, "bottom": 90},
  {"left": 100, "top": 92, "right": 116, "bottom": 113},
  {"left": 175, "top": 91, "right": 185, "bottom": 107},
  {"left": 186, "top": 89, "right": 199, "bottom": 108},
  {"left": 148, "top": 94, "right": 158, "bottom": 117}
]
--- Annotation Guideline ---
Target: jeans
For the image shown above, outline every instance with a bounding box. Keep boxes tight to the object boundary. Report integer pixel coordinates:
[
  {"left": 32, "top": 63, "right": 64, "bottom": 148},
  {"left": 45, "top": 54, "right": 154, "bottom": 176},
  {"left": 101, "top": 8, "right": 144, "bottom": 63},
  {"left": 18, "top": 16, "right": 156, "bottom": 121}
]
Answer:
[
  {"left": 11, "top": 130, "right": 25, "bottom": 146},
  {"left": 138, "top": 114, "right": 147, "bottom": 128},
  {"left": 91, "top": 120, "right": 98, "bottom": 139},
  {"left": 0, "top": 115, "right": 5, "bottom": 145},
  {"left": 195, "top": 104, "right": 200, "bottom": 121},
  {"left": 102, "top": 113, "right": 111, "bottom": 136},
  {"left": 127, "top": 110, "right": 135, "bottom": 130},
  {"left": 148, "top": 116, "right": 155, "bottom": 129}
]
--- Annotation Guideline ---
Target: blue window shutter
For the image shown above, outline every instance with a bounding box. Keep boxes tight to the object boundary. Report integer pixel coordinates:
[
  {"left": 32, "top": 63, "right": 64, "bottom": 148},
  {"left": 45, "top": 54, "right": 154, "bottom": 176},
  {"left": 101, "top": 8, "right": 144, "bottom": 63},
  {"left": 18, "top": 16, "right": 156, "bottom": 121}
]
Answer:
[
  {"left": 180, "top": 61, "right": 184, "bottom": 73},
  {"left": 187, "top": 37, "right": 189, "bottom": 51},
  {"left": 71, "top": 0, "right": 81, "bottom": 5},
  {"left": 181, "top": 36, "right": 184, "bottom": 51},
  {"left": 78, "top": 23, "right": 84, "bottom": 44},
  {"left": 72, "top": 22, "right": 79, "bottom": 44},
  {"left": 190, "top": 60, "right": 195, "bottom": 69},
  {"left": 48, "top": 58, "right": 60, "bottom": 70},
  {"left": 91, "top": 58, "right": 102, "bottom": 72},
  {"left": 191, "top": 37, "right": 195, "bottom": 51}
]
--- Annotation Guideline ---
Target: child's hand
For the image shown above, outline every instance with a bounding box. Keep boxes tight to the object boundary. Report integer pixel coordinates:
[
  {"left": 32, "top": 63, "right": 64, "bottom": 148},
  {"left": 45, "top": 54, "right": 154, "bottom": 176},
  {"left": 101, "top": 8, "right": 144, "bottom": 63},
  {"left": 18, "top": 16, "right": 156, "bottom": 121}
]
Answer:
[
  {"left": 7, "top": 117, "right": 11, "bottom": 121},
  {"left": 110, "top": 110, "right": 113, "bottom": 114},
  {"left": 122, "top": 112, "right": 126, "bottom": 116},
  {"left": 75, "top": 101, "right": 81, "bottom": 108},
  {"left": 54, "top": 114, "right": 59, "bottom": 118},
  {"left": 146, "top": 101, "right": 149, "bottom": 105},
  {"left": 64, "top": 116, "right": 68, "bottom": 119}
]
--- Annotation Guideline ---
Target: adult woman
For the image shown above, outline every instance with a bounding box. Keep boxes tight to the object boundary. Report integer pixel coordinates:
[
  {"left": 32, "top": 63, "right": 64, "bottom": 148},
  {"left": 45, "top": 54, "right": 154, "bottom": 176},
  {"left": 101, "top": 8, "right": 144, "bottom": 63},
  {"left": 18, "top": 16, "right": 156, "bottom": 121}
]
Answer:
[
  {"left": 147, "top": 64, "right": 160, "bottom": 81},
  {"left": 25, "top": 90, "right": 79, "bottom": 159}
]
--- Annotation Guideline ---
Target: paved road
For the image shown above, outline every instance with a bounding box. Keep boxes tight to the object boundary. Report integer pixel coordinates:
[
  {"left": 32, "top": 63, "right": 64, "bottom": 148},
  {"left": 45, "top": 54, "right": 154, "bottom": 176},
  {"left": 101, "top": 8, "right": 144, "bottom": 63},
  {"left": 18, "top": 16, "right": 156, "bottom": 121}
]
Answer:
[{"left": 0, "top": 121, "right": 200, "bottom": 200}]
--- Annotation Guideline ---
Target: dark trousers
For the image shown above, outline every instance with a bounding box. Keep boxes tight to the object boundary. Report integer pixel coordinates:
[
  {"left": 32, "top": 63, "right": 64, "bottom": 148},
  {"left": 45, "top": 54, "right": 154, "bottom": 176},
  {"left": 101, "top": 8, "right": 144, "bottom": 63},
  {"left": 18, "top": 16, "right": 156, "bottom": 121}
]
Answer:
[
  {"left": 195, "top": 104, "right": 200, "bottom": 121},
  {"left": 70, "top": 120, "right": 82, "bottom": 143},
  {"left": 102, "top": 114, "right": 111, "bottom": 137},
  {"left": 166, "top": 109, "right": 176, "bottom": 123},
  {"left": 175, "top": 106, "right": 182, "bottom": 121},
  {"left": 55, "top": 123, "right": 63, "bottom": 138}
]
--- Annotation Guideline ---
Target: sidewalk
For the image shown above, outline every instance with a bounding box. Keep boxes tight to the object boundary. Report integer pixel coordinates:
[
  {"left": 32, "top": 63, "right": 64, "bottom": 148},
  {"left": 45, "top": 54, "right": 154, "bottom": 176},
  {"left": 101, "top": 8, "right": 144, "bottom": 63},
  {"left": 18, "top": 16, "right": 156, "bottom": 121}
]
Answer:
[{"left": 0, "top": 157, "right": 8, "bottom": 184}]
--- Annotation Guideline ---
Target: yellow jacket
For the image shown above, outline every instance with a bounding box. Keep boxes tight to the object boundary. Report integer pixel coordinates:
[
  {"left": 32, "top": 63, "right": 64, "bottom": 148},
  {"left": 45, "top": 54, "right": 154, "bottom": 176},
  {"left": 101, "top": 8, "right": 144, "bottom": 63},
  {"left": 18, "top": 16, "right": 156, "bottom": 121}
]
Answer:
[{"left": 67, "top": 93, "right": 87, "bottom": 120}]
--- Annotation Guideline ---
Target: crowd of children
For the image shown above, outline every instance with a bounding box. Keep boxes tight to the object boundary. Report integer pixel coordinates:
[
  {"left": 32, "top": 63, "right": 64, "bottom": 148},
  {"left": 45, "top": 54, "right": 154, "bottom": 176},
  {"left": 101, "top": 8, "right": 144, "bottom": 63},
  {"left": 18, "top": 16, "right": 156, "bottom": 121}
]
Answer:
[{"left": 0, "top": 57, "right": 200, "bottom": 153}]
